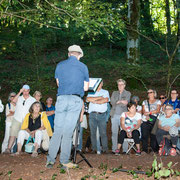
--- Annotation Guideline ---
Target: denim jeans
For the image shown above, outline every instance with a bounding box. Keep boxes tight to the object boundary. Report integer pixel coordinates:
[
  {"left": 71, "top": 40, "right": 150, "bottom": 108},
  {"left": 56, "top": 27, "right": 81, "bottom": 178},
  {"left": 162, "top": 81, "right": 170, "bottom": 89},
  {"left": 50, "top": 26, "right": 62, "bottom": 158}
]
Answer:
[
  {"left": 96, "top": 127, "right": 101, "bottom": 152},
  {"left": 89, "top": 112, "right": 108, "bottom": 152},
  {"left": 111, "top": 114, "right": 121, "bottom": 152},
  {"left": 111, "top": 114, "right": 128, "bottom": 152},
  {"left": 47, "top": 95, "right": 82, "bottom": 164}
]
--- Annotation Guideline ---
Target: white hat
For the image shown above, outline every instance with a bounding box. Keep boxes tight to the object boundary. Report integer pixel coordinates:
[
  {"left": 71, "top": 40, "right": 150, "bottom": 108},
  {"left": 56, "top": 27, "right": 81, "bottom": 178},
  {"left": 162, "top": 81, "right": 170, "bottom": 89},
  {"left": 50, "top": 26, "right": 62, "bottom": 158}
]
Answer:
[
  {"left": 22, "top": 84, "right": 30, "bottom": 90},
  {"left": 68, "top": 45, "right": 83, "bottom": 57}
]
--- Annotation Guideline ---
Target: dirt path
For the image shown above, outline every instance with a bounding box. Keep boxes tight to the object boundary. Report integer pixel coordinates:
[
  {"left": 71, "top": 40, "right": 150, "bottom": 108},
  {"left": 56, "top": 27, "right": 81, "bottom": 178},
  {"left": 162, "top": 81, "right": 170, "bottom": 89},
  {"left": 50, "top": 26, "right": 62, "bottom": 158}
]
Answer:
[{"left": 0, "top": 153, "right": 179, "bottom": 180}]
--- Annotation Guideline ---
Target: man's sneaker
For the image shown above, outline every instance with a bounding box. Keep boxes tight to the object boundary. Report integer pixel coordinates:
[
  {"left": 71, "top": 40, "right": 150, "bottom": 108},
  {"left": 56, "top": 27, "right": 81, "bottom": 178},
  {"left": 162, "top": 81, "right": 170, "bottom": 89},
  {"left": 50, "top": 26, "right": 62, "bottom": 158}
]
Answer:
[
  {"left": 115, "top": 149, "right": 120, "bottom": 155},
  {"left": 136, "top": 150, "right": 141, "bottom": 156},
  {"left": 46, "top": 162, "right": 54, "bottom": 168},
  {"left": 62, "top": 162, "right": 78, "bottom": 169},
  {"left": 97, "top": 151, "right": 101, "bottom": 155}
]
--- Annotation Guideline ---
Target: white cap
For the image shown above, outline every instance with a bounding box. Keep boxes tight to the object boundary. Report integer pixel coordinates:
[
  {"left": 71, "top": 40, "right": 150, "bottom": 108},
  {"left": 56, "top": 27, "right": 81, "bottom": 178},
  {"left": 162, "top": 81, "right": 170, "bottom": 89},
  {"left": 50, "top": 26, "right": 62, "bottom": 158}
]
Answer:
[
  {"left": 68, "top": 45, "right": 83, "bottom": 57},
  {"left": 22, "top": 84, "right": 30, "bottom": 90}
]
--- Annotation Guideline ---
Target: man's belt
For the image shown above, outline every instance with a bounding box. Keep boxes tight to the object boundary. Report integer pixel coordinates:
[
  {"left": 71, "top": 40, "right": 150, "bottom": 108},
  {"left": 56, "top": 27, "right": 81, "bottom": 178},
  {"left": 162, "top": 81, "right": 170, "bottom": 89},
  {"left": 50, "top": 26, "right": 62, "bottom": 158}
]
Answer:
[
  {"left": 91, "top": 111, "right": 106, "bottom": 114},
  {"left": 72, "top": 94, "right": 83, "bottom": 99}
]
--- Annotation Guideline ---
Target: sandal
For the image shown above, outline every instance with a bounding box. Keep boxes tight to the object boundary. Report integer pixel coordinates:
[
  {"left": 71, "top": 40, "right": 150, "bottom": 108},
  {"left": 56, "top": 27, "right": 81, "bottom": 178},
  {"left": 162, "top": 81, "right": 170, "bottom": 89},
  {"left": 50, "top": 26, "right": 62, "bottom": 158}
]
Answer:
[
  {"left": 3, "top": 148, "right": 11, "bottom": 154},
  {"left": 11, "top": 152, "right": 21, "bottom": 156},
  {"left": 31, "top": 151, "right": 38, "bottom": 158}
]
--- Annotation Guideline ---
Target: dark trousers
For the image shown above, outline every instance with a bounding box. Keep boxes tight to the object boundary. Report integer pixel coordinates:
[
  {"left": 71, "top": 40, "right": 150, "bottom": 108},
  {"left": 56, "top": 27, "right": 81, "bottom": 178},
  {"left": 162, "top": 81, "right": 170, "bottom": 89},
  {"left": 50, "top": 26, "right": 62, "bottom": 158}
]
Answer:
[
  {"left": 141, "top": 122, "right": 159, "bottom": 153},
  {"left": 118, "top": 130, "right": 140, "bottom": 144},
  {"left": 156, "top": 129, "right": 178, "bottom": 146}
]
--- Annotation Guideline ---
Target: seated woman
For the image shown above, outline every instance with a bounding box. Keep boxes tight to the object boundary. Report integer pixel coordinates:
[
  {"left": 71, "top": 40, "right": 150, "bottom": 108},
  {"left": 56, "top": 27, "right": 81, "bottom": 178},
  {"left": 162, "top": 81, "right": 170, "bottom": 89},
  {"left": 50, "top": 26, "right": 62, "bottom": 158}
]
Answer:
[
  {"left": 115, "top": 103, "right": 141, "bottom": 155},
  {"left": 15, "top": 102, "right": 52, "bottom": 157},
  {"left": 156, "top": 104, "right": 180, "bottom": 156},
  {"left": 141, "top": 89, "right": 160, "bottom": 153}
]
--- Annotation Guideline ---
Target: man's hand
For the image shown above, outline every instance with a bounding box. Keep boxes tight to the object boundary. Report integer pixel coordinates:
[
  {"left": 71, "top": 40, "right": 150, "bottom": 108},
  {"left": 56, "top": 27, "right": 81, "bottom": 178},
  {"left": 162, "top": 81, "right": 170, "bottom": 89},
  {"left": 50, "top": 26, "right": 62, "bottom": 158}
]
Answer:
[{"left": 19, "top": 88, "right": 24, "bottom": 94}]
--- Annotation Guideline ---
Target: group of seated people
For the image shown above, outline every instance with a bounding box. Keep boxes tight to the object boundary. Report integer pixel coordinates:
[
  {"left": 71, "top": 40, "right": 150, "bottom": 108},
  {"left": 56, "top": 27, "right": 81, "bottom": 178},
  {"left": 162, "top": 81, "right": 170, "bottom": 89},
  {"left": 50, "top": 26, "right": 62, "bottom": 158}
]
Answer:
[
  {"left": 115, "top": 89, "right": 180, "bottom": 156},
  {"left": 0, "top": 82, "right": 180, "bottom": 157},
  {"left": 0, "top": 85, "right": 55, "bottom": 157}
]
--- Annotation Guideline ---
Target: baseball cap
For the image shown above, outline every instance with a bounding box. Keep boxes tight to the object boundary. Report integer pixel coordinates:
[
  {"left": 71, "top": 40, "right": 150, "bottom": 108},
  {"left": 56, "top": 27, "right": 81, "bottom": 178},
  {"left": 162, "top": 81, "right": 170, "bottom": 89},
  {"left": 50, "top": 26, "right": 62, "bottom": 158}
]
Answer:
[
  {"left": 68, "top": 45, "right": 83, "bottom": 57},
  {"left": 22, "top": 84, "right": 30, "bottom": 90}
]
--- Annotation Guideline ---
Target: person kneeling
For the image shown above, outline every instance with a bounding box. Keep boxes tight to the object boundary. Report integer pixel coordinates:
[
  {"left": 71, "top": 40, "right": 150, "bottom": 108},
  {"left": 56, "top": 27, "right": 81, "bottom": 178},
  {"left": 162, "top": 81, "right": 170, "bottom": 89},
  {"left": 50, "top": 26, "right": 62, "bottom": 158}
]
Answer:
[
  {"left": 15, "top": 102, "right": 52, "bottom": 157},
  {"left": 115, "top": 103, "right": 141, "bottom": 155}
]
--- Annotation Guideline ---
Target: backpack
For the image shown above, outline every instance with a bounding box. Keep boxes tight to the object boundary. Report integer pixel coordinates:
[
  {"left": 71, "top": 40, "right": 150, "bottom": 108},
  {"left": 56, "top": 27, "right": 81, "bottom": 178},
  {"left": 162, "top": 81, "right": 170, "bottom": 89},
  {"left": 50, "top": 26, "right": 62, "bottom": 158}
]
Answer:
[{"left": 159, "top": 138, "right": 172, "bottom": 156}]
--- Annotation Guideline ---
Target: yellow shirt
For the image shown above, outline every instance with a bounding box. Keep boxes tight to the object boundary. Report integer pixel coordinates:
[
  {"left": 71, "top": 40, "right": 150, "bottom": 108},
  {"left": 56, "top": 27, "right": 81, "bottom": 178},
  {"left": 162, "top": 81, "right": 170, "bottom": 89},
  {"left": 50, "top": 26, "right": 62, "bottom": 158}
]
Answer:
[{"left": 21, "top": 112, "right": 53, "bottom": 137}]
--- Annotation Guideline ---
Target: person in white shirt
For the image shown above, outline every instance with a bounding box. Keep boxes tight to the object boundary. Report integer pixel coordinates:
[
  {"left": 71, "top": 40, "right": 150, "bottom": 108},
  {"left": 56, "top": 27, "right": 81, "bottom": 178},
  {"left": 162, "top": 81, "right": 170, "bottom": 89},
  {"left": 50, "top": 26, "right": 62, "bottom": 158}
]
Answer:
[
  {"left": 87, "top": 81, "right": 110, "bottom": 154},
  {"left": 1, "top": 92, "right": 16, "bottom": 153},
  {"left": 4, "top": 85, "right": 36, "bottom": 154},
  {"left": 141, "top": 89, "right": 161, "bottom": 154}
]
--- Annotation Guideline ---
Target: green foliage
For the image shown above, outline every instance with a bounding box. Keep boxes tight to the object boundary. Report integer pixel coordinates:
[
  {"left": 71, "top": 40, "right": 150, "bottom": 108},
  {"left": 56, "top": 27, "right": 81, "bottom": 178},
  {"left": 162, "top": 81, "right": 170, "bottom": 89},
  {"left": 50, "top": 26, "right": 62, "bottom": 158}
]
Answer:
[
  {"left": 146, "top": 156, "right": 180, "bottom": 179},
  {"left": 8, "top": 171, "right": 12, "bottom": 180},
  {"left": 59, "top": 168, "right": 66, "bottom": 174},
  {"left": 51, "top": 173, "right": 57, "bottom": 180}
]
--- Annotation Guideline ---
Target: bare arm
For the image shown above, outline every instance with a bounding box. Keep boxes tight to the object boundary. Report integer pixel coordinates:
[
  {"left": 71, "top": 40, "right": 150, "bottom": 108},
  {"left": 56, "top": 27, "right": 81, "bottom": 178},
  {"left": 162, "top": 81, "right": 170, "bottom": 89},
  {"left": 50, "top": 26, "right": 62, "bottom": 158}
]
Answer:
[
  {"left": 84, "top": 81, "right": 89, "bottom": 91},
  {"left": 120, "top": 117, "right": 127, "bottom": 131},
  {"left": 12, "top": 88, "right": 24, "bottom": 103},
  {"left": 174, "top": 108, "right": 180, "bottom": 114},
  {"left": 175, "top": 118, "right": 180, "bottom": 127},
  {"left": 56, "top": 79, "right": 59, "bottom": 87},
  {"left": 46, "top": 110, "right": 55, "bottom": 116}
]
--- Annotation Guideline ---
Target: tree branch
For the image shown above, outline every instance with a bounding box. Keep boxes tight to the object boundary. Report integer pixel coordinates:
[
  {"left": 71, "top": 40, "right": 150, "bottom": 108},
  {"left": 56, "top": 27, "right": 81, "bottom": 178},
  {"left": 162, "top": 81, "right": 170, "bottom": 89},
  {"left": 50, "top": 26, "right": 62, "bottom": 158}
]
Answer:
[{"left": 2, "top": 12, "right": 62, "bottom": 30}]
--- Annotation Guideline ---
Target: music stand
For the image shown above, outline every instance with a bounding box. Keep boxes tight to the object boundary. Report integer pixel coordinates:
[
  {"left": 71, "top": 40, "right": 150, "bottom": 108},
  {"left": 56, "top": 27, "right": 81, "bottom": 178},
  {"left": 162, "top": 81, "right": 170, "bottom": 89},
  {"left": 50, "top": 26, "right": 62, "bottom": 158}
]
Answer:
[
  {"left": 71, "top": 112, "right": 93, "bottom": 168},
  {"left": 71, "top": 78, "right": 102, "bottom": 168}
]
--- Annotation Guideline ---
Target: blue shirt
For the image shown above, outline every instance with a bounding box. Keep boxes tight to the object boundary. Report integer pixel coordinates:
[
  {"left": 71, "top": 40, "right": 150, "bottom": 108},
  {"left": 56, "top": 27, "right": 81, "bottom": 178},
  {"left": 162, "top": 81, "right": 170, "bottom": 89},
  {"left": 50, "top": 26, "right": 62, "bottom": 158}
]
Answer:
[
  {"left": 159, "top": 114, "right": 179, "bottom": 127},
  {"left": 46, "top": 105, "right": 55, "bottom": 130},
  {"left": 88, "top": 89, "right": 110, "bottom": 113},
  {"left": 55, "top": 56, "right": 89, "bottom": 97},
  {"left": 164, "top": 99, "right": 180, "bottom": 110}
]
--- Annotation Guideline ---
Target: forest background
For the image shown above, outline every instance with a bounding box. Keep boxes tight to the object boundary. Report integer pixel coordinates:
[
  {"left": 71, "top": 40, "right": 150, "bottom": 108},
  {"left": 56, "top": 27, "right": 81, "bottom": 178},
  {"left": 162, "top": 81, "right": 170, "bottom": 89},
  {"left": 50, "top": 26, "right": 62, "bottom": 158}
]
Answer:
[{"left": 0, "top": 0, "right": 180, "bottom": 142}]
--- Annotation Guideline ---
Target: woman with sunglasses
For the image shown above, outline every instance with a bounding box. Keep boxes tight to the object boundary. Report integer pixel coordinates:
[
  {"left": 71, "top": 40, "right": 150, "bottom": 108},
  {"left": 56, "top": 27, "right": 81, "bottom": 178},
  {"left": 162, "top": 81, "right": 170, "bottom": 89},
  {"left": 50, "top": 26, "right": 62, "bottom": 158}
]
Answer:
[
  {"left": 1, "top": 92, "right": 16, "bottom": 153},
  {"left": 141, "top": 89, "right": 161, "bottom": 154}
]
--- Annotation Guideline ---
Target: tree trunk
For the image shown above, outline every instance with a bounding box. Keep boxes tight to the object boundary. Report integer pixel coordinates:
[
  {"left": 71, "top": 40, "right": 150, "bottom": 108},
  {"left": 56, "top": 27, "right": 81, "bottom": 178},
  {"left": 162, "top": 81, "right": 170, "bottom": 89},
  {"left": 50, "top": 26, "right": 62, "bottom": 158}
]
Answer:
[
  {"left": 127, "top": 0, "right": 140, "bottom": 63},
  {"left": 177, "top": 0, "right": 180, "bottom": 60},
  {"left": 165, "top": 0, "right": 171, "bottom": 36},
  {"left": 140, "top": 0, "right": 154, "bottom": 35}
]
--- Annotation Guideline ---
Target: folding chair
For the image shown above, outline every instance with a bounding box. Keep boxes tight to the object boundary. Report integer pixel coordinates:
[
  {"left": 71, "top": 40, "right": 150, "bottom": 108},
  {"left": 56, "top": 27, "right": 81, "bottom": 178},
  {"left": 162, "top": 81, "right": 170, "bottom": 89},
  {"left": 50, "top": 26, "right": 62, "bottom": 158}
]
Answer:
[{"left": 124, "top": 138, "right": 137, "bottom": 154}]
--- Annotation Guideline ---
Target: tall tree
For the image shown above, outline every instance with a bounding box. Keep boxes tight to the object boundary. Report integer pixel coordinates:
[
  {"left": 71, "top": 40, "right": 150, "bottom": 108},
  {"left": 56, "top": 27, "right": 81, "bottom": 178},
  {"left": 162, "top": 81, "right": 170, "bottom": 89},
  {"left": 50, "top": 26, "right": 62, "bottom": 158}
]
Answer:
[
  {"left": 165, "top": 0, "right": 171, "bottom": 35},
  {"left": 126, "top": 0, "right": 140, "bottom": 63},
  {"left": 177, "top": 0, "right": 180, "bottom": 60},
  {"left": 140, "top": 0, "right": 154, "bottom": 35}
]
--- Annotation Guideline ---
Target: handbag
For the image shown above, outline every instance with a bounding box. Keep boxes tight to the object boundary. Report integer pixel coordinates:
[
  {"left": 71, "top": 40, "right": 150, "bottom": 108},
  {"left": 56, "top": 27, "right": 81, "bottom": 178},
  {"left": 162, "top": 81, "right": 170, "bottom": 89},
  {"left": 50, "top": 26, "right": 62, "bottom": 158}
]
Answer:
[
  {"left": 147, "top": 101, "right": 157, "bottom": 125},
  {"left": 25, "top": 136, "right": 35, "bottom": 153}
]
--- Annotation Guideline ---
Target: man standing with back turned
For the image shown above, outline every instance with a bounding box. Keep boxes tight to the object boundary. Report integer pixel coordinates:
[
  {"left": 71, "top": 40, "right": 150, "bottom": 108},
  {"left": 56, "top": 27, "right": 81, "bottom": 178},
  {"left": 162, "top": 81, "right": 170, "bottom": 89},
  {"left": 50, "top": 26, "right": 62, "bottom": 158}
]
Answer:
[{"left": 46, "top": 45, "right": 89, "bottom": 169}]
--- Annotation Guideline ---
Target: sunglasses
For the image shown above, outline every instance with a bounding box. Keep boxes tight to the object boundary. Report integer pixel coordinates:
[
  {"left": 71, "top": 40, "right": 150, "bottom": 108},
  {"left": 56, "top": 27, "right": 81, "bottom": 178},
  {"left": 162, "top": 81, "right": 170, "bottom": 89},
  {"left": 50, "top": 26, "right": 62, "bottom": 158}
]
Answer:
[
  {"left": 11, "top": 96, "right": 15, "bottom": 98},
  {"left": 159, "top": 97, "right": 165, "bottom": 99},
  {"left": 23, "top": 100, "right": 26, "bottom": 106},
  {"left": 147, "top": 92, "right": 153, "bottom": 94}
]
